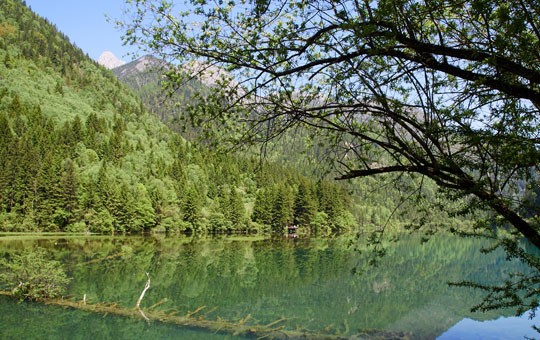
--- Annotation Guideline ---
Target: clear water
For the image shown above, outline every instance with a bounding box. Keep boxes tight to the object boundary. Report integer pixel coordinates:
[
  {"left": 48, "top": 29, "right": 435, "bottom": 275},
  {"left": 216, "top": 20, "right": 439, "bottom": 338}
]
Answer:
[{"left": 0, "top": 234, "right": 537, "bottom": 339}]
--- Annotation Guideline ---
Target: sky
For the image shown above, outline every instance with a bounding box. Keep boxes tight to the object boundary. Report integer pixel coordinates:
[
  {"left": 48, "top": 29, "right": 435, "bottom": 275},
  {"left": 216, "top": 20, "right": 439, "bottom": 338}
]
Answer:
[{"left": 25, "top": 0, "right": 136, "bottom": 63}]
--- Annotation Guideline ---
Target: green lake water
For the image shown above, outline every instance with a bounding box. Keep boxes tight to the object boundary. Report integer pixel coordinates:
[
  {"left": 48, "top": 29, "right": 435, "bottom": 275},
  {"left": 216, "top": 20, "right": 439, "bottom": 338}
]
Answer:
[{"left": 0, "top": 234, "right": 538, "bottom": 339}]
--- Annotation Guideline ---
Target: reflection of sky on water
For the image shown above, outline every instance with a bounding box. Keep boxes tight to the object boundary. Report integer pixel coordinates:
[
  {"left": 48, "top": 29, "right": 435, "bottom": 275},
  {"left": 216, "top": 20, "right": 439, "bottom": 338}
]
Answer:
[{"left": 437, "top": 312, "right": 540, "bottom": 340}]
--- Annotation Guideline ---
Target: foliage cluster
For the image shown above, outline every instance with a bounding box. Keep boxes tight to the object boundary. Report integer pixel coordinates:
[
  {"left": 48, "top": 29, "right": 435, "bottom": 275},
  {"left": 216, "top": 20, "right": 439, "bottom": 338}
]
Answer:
[{"left": 0, "top": 248, "right": 70, "bottom": 301}]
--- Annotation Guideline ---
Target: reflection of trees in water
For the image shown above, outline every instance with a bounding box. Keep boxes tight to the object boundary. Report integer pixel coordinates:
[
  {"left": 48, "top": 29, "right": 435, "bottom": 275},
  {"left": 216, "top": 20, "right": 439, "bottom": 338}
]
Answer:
[
  {"left": 236, "top": 243, "right": 259, "bottom": 288},
  {"left": 0, "top": 235, "right": 529, "bottom": 337}
]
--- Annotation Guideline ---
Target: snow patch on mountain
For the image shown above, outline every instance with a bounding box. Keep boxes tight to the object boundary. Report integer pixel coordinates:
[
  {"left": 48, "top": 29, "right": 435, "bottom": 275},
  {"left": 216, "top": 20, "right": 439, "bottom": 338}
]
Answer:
[{"left": 98, "top": 51, "right": 125, "bottom": 69}]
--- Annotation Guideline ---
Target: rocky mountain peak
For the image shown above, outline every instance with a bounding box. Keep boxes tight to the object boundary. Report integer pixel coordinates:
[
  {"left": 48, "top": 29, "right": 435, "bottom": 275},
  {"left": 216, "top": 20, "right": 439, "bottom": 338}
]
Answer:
[
  {"left": 112, "top": 55, "right": 166, "bottom": 78},
  {"left": 97, "top": 51, "right": 125, "bottom": 69}
]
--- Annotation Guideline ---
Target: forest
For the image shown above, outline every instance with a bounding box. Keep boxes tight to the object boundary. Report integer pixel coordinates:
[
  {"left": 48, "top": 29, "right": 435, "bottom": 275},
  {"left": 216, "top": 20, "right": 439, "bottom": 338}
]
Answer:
[{"left": 0, "top": 0, "right": 465, "bottom": 236}]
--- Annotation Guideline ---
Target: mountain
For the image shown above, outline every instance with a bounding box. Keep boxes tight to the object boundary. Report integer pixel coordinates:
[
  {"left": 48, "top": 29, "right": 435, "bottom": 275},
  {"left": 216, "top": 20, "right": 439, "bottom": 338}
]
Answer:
[
  {"left": 111, "top": 55, "right": 470, "bottom": 234},
  {"left": 113, "top": 54, "right": 165, "bottom": 77},
  {"left": 98, "top": 51, "right": 125, "bottom": 69},
  {"left": 112, "top": 55, "right": 206, "bottom": 135},
  {"left": 0, "top": 0, "right": 363, "bottom": 235}
]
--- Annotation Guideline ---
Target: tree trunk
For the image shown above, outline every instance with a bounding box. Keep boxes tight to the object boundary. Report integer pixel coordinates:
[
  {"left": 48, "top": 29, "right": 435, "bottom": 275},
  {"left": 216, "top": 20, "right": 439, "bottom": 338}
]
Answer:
[{"left": 474, "top": 189, "right": 540, "bottom": 249}]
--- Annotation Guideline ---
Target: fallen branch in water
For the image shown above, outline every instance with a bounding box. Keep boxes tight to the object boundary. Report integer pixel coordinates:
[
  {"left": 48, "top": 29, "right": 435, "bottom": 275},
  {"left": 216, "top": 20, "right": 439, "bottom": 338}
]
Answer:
[
  {"left": 186, "top": 305, "right": 206, "bottom": 317},
  {"left": 77, "top": 252, "right": 126, "bottom": 266},
  {"left": 0, "top": 291, "right": 410, "bottom": 340},
  {"left": 138, "top": 308, "right": 150, "bottom": 322},
  {"left": 135, "top": 272, "right": 150, "bottom": 309},
  {"left": 148, "top": 298, "right": 168, "bottom": 310},
  {"left": 265, "top": 317, "right": 286, "bottom": 328},
  {"left": 238, "top": 313, "right": 251, "bottom": 325}
]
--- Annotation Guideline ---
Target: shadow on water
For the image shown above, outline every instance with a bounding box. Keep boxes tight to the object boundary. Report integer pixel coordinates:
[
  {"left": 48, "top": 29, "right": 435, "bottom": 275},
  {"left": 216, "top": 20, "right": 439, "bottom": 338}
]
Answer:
[{"left": 0, "top": 233, "right": 537, "bottom": 339}]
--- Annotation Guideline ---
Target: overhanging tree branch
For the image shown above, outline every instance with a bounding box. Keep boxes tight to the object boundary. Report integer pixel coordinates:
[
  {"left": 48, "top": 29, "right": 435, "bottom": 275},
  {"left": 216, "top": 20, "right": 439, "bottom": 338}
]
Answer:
[{"left": 121, "top": 0, "right": 540, "bottom": 250}]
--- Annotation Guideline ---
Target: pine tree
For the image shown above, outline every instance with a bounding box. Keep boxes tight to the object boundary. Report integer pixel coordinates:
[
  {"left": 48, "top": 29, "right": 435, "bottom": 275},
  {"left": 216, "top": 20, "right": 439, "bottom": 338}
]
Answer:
[
  {"left": 8, "top": 94, "right": 24, "bottom": 118},
  {"left": 216, "top": 185, "right": 231, "bottom": 218},
  {"left": 0, "top": 114, "right": 13, "bottom": 211},
  {"left": 294, "top": 179, "right": 318, "bottom": 227},
  {"left": 85, "top": 113, "right": 107, "bottom": 156},
  {"left": 271, "top": 184, "right": 294, "bottom": 233},
  {"left": 107, "top": 181, "right": 130, "bottom": 233},
  {"left": 13, "top": 133, "right": 41, "bottom": 216},
  {"left": 169, "top": 155, "right": 187, "bottom": 200},
  {"left": 107, "top": 117, "right": 127, "bottom": 162},
  {"left": 317, "top": 181, "right": 344, "bottom": 222},
  {"left": 34, "top": 151, "right": 63, "bottom": 230},
  {"left": 182, "top": 186, "right": 202, "bottom": 231},
  {"left": 127, "top": 183, "right": 156, "bottom": 232},
  {"left": 252, "top": 188, "right": 273, "bottom": 226},
  {"left": 228, "top": 187, "right": 246, "bottom": 229},
  {"left": 59, "top": 158, "right": 79, "bottom": 228}
]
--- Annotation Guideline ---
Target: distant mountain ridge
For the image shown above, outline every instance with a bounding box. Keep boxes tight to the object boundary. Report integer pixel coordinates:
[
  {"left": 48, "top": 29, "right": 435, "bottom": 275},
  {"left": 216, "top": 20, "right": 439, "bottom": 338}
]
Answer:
[
  {"left": 113, "top": 54, "right": 165, "bottom": 77},
  {"left": 111, "top": 55, "right": 206, "bottom": 136}
]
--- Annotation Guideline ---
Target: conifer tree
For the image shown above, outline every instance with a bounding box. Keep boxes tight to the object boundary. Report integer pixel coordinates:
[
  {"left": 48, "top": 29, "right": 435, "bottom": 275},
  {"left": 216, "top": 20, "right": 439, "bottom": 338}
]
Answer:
[
  {"left": 182, "top": 185, "right": 202, "bottom": 231},
  {"left": 252, "top": 188, "right": 273, "bottom": 227},
  {"left": 8, "top": 94, "right": 23, "bottom": 117},
  {"left": 317, "top": 181, "right": 344, "bottom": 222},
  {"left": 0, "top": 114, "right": 13, "bottom": 211},
  {"left": 59, "top": 158, "right": 79, "bottom": 228},
  {"left": 228, "top": 187, "right": 246, "bottom": 228},
  {"left": 34, "top": 151, "right": 63, "bottom": 230},
  {"left": 294, "top": 179, "right": 318, "bottom": 227},
  {"left": 107, "top": 182, "right": 130, "bottom": 232},
  {"left": 127, "top": 183, "right": 155, "bottom": 232},
  {"left": 271, "top": 184, "right": 294, "bottom": 233},
  {"left": 170, "top": 159, "right": 187, "bottom": 201}
]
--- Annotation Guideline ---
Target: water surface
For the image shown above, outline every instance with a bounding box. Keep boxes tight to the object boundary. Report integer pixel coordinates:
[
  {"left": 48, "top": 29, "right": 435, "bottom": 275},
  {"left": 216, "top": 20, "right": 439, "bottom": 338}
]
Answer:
[{"left": 0, "top": 234, "right": 537, "bottom": 339}]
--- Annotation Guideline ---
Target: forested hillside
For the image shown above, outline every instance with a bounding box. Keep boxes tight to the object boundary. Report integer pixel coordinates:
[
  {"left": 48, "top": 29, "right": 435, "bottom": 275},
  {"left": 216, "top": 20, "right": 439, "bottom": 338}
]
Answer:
[
  {"left": 115, "top": 53, "right": 471, "bottom": 234},
  {"left": 0, "top": 0, "right": 469, "bottom": 236},
  {"left": 111, "top": 55, "right": 198, "bottom": 133},
  {"left": 0, "top": 0, "right": 365, "bottom": 234}
]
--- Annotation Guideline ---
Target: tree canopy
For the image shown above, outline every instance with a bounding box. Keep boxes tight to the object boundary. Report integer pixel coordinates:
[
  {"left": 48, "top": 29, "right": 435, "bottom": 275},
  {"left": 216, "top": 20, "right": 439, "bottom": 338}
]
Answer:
[{"left": 120, "top": 0, "right": 540, "bottom": 248}]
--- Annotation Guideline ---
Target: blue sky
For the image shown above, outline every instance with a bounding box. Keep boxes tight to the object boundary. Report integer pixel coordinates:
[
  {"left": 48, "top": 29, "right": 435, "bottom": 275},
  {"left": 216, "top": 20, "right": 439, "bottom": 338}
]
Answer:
[{"left": 25, "top": 0, "right": 135, "bottom": 62}]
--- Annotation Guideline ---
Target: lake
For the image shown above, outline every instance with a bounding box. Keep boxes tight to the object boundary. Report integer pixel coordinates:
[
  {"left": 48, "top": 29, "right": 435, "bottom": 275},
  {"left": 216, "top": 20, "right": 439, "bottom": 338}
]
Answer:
[{"left": 0, "top": 233, "right": 538, "bottom": 339}]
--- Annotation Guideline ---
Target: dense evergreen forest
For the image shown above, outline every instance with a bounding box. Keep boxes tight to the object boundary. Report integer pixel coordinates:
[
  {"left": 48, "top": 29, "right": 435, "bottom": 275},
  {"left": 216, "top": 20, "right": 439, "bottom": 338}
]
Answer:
[{"left": 0, "top": 0, "right": 463, "bottom": 235}]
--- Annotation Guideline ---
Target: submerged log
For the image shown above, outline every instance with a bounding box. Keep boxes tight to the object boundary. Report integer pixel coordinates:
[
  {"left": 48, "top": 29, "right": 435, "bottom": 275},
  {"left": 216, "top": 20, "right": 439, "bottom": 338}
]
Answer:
[
  {"left": 0, "top": 291, "right": 410, "bottom": 339},
  {"left": 135, "top": 272, "right": 151, "bottom": 309},
  {"left": 47, "top": 300, "right": 339, "bottom": 339}
]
